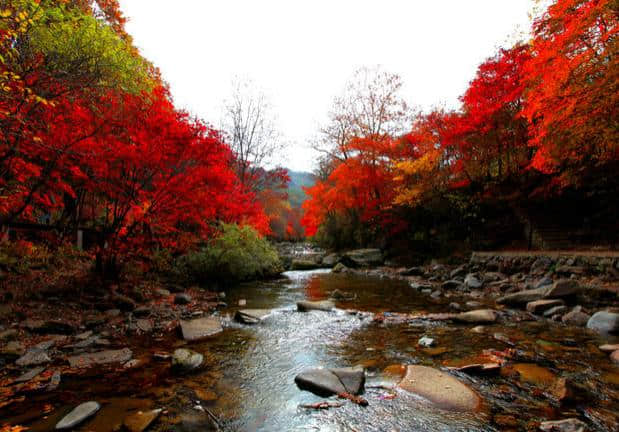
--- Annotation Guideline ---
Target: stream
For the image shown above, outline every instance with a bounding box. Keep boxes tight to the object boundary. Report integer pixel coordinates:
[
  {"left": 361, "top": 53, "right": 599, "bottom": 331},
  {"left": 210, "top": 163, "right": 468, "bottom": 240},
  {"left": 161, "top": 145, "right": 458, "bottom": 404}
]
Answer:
[{"left": 9, "top": 269, "right": 619, "bottom": 431}]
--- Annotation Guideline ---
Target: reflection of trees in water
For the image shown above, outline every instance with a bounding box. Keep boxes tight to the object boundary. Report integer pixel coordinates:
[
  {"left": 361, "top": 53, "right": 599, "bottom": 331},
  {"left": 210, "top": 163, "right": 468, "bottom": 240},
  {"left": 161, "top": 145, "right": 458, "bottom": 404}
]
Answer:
[
  {"left": 305, "top": 275, "right": 327, "bottom": 300},
  {"left": 332, "top": 322, "right": 417, "bottom": 369}
]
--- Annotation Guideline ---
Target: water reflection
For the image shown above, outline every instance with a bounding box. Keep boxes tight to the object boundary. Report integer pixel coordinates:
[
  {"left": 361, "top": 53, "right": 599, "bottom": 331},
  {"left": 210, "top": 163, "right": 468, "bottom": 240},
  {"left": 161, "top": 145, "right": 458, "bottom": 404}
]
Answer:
[{"left": 215, "top": 270, "right": 490, "bottom": 431}]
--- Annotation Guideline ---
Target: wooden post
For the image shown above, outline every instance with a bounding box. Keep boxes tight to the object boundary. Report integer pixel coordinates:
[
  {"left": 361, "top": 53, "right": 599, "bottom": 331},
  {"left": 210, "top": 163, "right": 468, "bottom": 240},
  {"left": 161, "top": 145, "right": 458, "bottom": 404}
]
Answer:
[{"left": 77, "top": 229, "right": 84, "bottom": 250}]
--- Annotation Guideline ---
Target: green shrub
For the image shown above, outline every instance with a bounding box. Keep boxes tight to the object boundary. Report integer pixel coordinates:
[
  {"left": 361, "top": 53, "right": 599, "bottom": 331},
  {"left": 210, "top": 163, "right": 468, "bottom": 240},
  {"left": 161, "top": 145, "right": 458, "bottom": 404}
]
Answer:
[{"left": 173, "top": 223, "right": 283, "bottom": 284}]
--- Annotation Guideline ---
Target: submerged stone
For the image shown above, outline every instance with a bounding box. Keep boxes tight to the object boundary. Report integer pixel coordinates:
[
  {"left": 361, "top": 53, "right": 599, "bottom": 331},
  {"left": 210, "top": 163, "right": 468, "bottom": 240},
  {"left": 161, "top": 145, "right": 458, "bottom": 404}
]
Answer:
[
  {"left": 180, "top": 316, "right": 223, "bottom": 341},
  {"left": 123, "top": 409, "right": 162, "bottom": 432},
  {"left": 398, "top": 365, "right": 481, "bottom": 412},
  {"left": 56, "top": 401, "right": 101, "bottom": 429},
  {"left": 67, "top": 348, "right": 132, "bottom": 368}
]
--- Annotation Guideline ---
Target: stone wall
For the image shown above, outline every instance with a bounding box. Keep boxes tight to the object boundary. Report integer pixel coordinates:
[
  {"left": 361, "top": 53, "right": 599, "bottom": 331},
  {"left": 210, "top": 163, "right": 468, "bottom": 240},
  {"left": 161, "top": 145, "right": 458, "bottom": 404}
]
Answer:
[{"left": 470, "top": 251, "right": 619, "bottom": 277}]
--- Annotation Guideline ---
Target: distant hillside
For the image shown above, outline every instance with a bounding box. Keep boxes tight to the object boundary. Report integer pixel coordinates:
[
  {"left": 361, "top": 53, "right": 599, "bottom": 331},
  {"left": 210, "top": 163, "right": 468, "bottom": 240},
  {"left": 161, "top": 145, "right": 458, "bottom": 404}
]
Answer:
[{"left": 286, "top": 170, "right": 316, "bottom": 208}]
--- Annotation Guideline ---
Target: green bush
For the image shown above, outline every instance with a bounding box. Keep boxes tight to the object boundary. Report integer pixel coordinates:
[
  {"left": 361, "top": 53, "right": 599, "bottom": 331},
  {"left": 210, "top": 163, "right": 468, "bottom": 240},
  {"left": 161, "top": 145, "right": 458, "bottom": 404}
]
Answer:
[{"left": 173, "top": 223, "right": 283, "bottom": 284}]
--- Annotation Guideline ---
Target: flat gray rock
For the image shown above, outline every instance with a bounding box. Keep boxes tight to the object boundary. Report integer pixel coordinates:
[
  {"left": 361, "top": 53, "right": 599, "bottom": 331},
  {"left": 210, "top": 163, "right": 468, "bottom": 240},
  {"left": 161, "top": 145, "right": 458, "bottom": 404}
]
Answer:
[
  {"left": 67, "top": 348, "right": 132, "bottom": 368},
  {"left": 56, "top": 401, "right": 100, "bottom": 429},
  {"left": 544, "top": 280, "right": 581, "bottom": 298},
  {"left": 180, "top": 316, "right": 222, "bottom": 341},
  {"left": 16, "top": 349, "right": 51, "bottom": 367},
  {"left": 297, "top": 300, "right": 335, "bottom": 312},
  {"left": 235, "top": 309, "right": 271, "bottom": 325},
  {"left": 15, "top": 366, "right": 45, "bottom": 383},
  {"left": 497, "top": 287, "right": 547, "bottom": 305}
]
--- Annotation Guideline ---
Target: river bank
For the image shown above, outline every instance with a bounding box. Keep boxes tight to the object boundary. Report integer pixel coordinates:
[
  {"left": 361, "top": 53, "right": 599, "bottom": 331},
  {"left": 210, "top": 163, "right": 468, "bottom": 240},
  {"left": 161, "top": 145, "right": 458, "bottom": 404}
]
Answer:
[{"left": 0, "top": 249, "right": 617, "bottom": 431}]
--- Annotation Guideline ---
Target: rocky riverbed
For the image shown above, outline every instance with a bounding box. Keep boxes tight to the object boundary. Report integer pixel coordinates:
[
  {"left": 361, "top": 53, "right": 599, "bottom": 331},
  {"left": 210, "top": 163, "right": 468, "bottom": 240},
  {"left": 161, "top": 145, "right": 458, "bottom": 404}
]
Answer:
[{"left": 0, "top": 251, "right": 618, "bottom": 431}]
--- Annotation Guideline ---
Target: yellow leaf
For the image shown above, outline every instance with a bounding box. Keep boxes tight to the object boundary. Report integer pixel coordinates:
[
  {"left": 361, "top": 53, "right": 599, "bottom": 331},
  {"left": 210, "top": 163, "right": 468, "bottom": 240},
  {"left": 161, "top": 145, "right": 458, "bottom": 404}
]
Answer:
[{"left": 0, "top": 10, "right": 11, "bottom": 18}]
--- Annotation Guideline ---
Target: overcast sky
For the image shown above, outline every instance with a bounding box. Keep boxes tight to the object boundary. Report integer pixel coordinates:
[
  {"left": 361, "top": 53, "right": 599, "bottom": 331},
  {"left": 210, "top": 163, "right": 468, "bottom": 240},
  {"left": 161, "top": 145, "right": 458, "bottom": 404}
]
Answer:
[{"left": 118, "top": 0, "right": 539, "bottom": 172}]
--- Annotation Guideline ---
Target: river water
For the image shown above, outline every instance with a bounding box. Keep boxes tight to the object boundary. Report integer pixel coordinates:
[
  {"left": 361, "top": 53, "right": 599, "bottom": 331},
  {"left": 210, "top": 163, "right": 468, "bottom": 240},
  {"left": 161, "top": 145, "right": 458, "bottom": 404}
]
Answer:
[{"left": 16, "top": 269, "right": 619, "bottom": 431}]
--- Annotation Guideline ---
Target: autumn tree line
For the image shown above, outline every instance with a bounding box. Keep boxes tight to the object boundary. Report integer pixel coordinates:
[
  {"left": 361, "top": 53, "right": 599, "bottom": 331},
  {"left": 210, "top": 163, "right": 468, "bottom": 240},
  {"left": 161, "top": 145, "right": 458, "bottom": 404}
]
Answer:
[
  {"left": 0, "top": 0, "right": 298, "bottom": 277},
  {"left": 302, "top": 0, "right": 618, "bottom": 255}
]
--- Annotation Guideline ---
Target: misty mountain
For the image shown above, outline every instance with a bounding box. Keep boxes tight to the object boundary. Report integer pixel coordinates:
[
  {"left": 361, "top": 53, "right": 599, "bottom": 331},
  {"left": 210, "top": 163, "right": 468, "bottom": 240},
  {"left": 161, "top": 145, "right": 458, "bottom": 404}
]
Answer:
[{"left": 286, "top": 170, "right": 316, "bottom": 208}]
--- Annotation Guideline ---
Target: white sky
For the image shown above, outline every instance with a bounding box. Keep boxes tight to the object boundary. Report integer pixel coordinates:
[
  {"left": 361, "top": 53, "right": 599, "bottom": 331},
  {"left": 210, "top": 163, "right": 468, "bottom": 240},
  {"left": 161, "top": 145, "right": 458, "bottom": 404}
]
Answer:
[{"left": 118, "top": 0, "right": 538, "bottom": 172}]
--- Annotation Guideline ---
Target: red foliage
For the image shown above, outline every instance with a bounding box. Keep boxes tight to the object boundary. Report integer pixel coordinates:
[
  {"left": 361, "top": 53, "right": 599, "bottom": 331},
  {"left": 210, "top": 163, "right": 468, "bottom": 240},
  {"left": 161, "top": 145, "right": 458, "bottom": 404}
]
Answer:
[
  {"left": 302, "top": 136, "right": 401, "bottom": 237},
  {"left": 522, "top": 0, "right": 618, "bottom": 178}
]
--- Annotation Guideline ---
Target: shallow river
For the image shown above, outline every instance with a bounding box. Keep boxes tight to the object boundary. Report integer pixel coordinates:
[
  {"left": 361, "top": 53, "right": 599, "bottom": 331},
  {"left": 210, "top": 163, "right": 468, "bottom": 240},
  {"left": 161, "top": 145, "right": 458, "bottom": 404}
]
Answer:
[{"left": 15, "top": 269, "right": 619, "bottom": 431}]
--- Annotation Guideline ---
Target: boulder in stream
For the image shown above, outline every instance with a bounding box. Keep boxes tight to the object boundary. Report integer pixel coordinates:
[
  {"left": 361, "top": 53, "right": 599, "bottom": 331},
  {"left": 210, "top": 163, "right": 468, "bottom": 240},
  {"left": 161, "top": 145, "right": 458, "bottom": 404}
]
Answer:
[
  {"left": 56, "top": 401, "right": 101, "bottom": 429},
  {"left": 179, "top": 316, "right": 223, "bottom": 341},
  {"left": 398, "top": 365, "right": 481, "bottom": 412},
  {"left": 297, "top": 300, "right": 335, "bottom": 312},
  {"left": 295, "top": 366, "right": 364, "bottom": 396}
]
